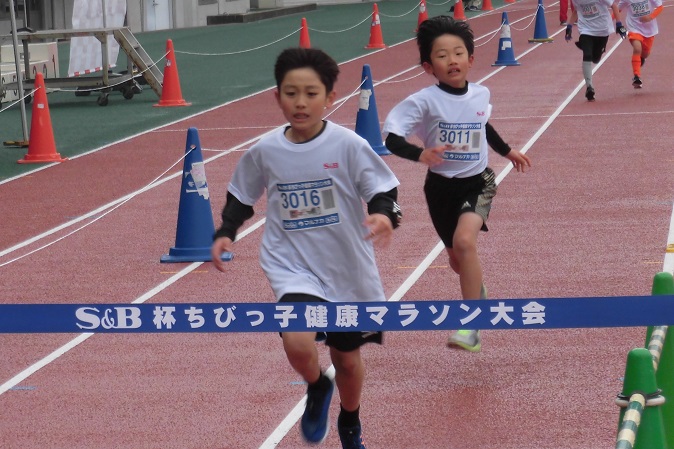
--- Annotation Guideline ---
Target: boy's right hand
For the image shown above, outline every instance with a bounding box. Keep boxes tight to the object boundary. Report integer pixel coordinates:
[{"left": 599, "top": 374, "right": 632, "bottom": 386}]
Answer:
[
  {"left": 211, "top": 237, "right": 234, "bottom": 273},
  {"left": 419, "top": 145, "right": 448, "bottom": 167},
  {"left": 565, "top": 24, "right": 573, "bottom": 41}
]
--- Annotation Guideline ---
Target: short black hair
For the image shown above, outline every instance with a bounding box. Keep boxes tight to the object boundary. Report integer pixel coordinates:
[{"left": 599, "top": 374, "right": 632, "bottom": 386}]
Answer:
[
  {"left": 274, "top": 47, "right": 340, "bottom": 92},
  {"left": 416, "top": 16, "right": 475, "bottom": 65}
]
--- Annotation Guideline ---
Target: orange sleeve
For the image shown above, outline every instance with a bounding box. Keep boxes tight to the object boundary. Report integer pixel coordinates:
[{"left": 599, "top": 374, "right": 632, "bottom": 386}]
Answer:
[{"left": 650, "top": 5, "right": 664, "bottom": 19}]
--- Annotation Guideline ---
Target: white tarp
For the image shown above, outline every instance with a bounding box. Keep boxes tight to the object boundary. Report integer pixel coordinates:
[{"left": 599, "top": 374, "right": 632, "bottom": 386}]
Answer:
[{"left": 68, "top": 0, "right": 127, "bottom": 76}]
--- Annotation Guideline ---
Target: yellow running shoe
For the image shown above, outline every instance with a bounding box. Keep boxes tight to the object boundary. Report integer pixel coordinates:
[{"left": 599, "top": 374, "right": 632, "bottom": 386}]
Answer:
[
  {"left": 447, "top": 329, "right": 481, "bottom": 352},
  {"left": 447, "top": 283, "right": 485, "bottom": 351}
]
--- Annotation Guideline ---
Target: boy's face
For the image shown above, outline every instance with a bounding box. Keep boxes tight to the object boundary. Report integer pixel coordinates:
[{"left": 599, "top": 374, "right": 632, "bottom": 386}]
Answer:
[
  {"left": 422, "top": 34, "right": 473, "bottom": 89},
  {"left": 274, "top": 67, "right": 336, "bottom": 143}
]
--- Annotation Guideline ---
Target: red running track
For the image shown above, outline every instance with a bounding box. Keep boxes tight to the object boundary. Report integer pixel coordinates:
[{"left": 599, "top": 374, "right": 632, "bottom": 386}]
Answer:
[{"left": 1, "top": 1, "right": 673, "bottom": 447}]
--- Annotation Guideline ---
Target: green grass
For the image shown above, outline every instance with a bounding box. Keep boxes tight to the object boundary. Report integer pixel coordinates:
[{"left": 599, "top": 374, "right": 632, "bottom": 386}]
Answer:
[{"left": 0, "top": 0, "right": 499, "bottom": 180}]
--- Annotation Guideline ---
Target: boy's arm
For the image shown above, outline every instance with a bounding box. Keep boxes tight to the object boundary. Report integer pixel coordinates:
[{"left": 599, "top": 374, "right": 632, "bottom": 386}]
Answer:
[
  {"left": 565, "top": 8, "right": 579, "bottom": 40},
  {"left": 211, "top": 192, "right": 255, "bottom": 272},
  {"left": 365, "top": 187, "right": 402, "bottom": 247},
  {"left": 385, "top": 133, "right": 445, "bottom": 167},
  {"left": 486, "top": 122, "right": 511, "bottom": 156},
  {"left": 612, "top": 3, "right": 627, "bottom": 37},
  {"left": 641, "top": 4, "right": 663, "bottom": 21},
  {"left": 486, "top": 122, "right": 532, "bottom": 172},
  {"left": 214, "top": 191, "right": 255, "bottom": 241},
  {"left": 367, "top": 187, "right": 402, "bottom": 230},
  {"left": 384, "top": 133, "right": 423, "bottom": 161}
]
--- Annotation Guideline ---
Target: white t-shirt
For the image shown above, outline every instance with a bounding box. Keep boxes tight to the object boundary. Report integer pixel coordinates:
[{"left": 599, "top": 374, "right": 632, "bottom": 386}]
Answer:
[
  {"left": 228, "top": 121, "right": 400, "bottom": 303},
  {"left": 617, "top": 0, "right": 661, "bottom": 37},
  {"left": 572, "top": 0, "right": 616, "bottom": 36},
  {"left": 383, "top": 83, "right": 491, "bottom": 179}
]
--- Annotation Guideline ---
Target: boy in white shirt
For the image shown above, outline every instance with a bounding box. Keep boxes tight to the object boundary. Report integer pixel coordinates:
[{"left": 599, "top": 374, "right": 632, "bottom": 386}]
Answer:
[
  {"left": 617, "top": 0, "right": 663, "bottom": 87},
  {"left": 383, "top": 16, "right": 531, "bottom": 352},
  {"left": 565, "top": 0, "right": 627, "bottom": 100},
  {"left": 211, "top": 48, "right": 401, "bottom": 449}
]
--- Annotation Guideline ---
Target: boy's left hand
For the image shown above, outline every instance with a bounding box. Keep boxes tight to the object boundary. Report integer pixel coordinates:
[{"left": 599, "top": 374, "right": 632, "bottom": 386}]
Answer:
[
  {"left": 565, "top": 24, "right": 573, "bottom": 41},
  {"left": 364, "top": 213, "right": 394, "bottom": 247},
  {"left": 506, "top": 150, "right": 532, "bottom": 173}
]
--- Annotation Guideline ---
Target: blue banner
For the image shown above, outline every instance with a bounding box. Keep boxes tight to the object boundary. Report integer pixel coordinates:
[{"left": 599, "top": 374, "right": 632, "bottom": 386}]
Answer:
[{"left": 0, "top": 295, "right": 673, "bottom": 333}]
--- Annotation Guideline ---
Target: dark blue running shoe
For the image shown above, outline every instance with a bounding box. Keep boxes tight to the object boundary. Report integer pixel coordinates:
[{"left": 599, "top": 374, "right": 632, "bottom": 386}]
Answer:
[
  {"left": 301, "top": 377, "right": 334, "bottom": 443},
  {"left": 338, "top": 422, "right": 367, "bottom": 449}
]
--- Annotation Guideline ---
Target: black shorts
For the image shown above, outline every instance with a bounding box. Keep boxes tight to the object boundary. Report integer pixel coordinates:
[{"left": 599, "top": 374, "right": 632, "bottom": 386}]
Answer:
[
  {"left": 278, "top": 293, "right": 383, "bottom": 352},
  {"left": 424, "top": 167, "right": 497, "bottom": 248},
  {"left": 578, "top": 34, "right": 609, "bottom": 64}
]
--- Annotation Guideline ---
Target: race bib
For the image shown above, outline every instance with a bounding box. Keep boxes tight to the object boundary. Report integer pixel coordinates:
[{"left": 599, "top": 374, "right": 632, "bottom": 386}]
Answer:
[
  {"left": 437, "top": 122, "right": 482, "bottom": 162},
  {"left": 630, "top": 0, "right": 649, "bottom": 17},
  {"left": 580, "top": 2, "right": 600, "bottom": 17},
  {"left": 277, "top": 178, "right": 340, "bottom": 231}
]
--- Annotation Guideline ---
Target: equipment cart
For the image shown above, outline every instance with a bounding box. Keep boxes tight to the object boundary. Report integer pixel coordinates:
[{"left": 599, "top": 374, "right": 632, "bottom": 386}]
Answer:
[{"left": 0, "top": 27, "right": 163, "bottom": 106}]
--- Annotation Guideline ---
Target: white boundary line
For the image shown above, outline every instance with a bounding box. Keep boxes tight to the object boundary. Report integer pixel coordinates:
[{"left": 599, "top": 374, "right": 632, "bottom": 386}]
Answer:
[{"left": 0, "top": 219, "right": 265, "bottom": 395}]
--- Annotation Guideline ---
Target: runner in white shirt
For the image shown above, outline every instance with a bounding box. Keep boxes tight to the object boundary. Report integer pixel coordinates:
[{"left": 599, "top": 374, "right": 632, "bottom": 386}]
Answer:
[
  {"left": 211, "top": 48, "right": 400, "bottom": 449},
  {"left": 617, "top": 0, "right": 663, "bottom": 87},
  {"left": 565, "top": 0, "right": 627, "bottom": 100},
  {"left": 383, "top": 16, "right": 531, "bottom": 353}
]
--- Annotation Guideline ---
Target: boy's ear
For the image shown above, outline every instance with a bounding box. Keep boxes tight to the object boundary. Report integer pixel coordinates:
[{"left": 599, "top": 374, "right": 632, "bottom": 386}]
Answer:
[
  {"left": 422, "top": 61, "right": 434, "bottom": 75},
  {"left": 468, "top": 54, "right": 475, "bottom": 67},
  {"left": 274, "top": 89, "right": 281, "bottom": 104},
  {"left": 325, "top": 89, "right": 337, "bottom": 108}
]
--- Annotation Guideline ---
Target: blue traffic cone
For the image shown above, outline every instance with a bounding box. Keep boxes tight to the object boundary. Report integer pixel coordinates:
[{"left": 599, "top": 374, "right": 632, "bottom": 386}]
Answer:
[
  {"left": 493, "top": 13, "right": 521, "bottom": 66},
  {"left": 529, "top": 0, "right": 554, "bottom": 43},
  {"left": 354, "top": 64, "right": 390, "bottom": 156},
  {"left": 161, "top": 127, "right": 232, "bottom": 263}
]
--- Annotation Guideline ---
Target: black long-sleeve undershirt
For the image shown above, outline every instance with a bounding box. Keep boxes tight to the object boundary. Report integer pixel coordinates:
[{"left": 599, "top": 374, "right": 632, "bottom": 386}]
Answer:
[
  {"left": 213, "top": 192, "right": 255, "bottom": 241},
  {"left": 214, "top": 187, "right": 401, "bottom": 241},
  {"left": 385, "top": 122, "right": 511, "bottom": 162},
  {"left": 385, "top": 81, "right": 512, "bottom": 161}
]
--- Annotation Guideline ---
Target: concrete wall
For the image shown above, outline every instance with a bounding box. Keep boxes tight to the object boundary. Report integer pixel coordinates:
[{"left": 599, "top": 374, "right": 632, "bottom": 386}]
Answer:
[{"left": 0, "top": 0, "right": 361, "bottom": 35}]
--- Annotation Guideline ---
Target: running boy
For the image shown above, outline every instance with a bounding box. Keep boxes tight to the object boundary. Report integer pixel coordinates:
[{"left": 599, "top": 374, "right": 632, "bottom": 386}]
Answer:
[
  {"left": 211, "top": 47, "right": 401, "bottom": 449},
  {"left": 382, "top": 16, "right": 531, "bottom": 352},
  {"left": 617, "top": 0, "right": 663, "bottom": 88},
  {"left": 565, "top": 0, "right": 627, "bottom": 101}
]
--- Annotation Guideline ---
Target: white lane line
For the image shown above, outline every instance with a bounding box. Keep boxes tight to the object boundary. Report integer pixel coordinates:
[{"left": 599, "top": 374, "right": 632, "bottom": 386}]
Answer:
[
  {"left": 664, "top": 209, "right": 674, "bottom": 275},
  {"left": 0, "top": 221, "right": 265, "bottom": 396},
  {"left": 0, "top": 143, "right": 244, "bottom": 260}
]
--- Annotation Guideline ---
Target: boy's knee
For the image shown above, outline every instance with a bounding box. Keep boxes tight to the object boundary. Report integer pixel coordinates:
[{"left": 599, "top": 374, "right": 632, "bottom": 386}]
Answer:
[
  {"left": 452, "top": 233, "right": 478, "bottom": 255},
  {"left": 283, "top": 333, "right": 315, "bottom": 356},
  {"left": 332, "top": 352, "right": 362, "bottom": 375}
]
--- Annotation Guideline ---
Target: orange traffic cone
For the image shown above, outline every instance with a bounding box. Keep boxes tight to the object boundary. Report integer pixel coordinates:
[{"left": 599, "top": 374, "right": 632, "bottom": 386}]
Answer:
[
  {"left": 365, "top": 3, "right": 386, "bottom": 49},
  {"left": 154, "top": 39, "right": 191, "bottom": 107},
  {"left": 300, "top": 17, "right": 311, "bottom": 48},
  {"left": 482, "top": 0, "right": 494, "bottom": 11},
  {"left": 18, "top": 73, "right": 67, "bottom": 164},
  {"left": 453, "top": 0, "right": 466, "bottom": 21},
  {"left": 416, "top": 0, "right": 429, "bottom": 31}
]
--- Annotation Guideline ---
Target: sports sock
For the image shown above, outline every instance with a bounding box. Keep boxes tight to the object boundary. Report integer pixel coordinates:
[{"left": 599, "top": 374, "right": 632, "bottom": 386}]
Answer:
[
  {"left": 631, "top": 54, "right": 641, "bottom": 76},
  {"left": 309, "top": 372, "right": 332, "bottom": 392},
  {"left": 338, "top": 405, "right": 361, "bottom": 428},
  {"left": 582, "top": 61, "right": 593, "bottom": 87}
]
